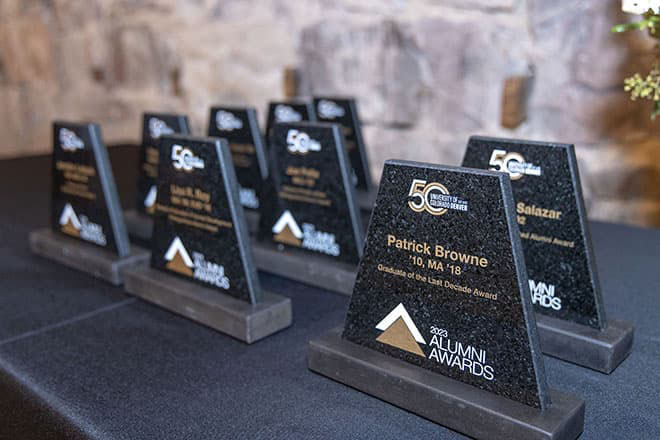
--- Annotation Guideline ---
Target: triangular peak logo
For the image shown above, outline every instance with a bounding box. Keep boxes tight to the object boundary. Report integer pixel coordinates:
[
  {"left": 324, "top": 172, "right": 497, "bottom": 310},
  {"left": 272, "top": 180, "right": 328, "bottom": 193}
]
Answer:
[
  {"left": 164, "top": 236, "right": 194, "bottom": 277},
  {"left": 272, "top": 210, "right": 303, "bottom": 247},
  {"left": 144, "top": 185, "right": 157, "bottom": 214},
  {"left": 59, "top": 203, "right": 81, "bottom": 237},
  {"left": 375, "top": 303, "right": 426, "bottom": 357}
]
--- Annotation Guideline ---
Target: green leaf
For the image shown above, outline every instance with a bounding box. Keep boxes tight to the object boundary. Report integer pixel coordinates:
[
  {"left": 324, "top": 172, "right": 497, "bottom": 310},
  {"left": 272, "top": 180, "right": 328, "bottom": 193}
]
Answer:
[
  {"left": 652, "top": 102, "right": 660, "bottom": 121},
  {"left": 611, "top": 20, "right": 650, "bottom": 33}
]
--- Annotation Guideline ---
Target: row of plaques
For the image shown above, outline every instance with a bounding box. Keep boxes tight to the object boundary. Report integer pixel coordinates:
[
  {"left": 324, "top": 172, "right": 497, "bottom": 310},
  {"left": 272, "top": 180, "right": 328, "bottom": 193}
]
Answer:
[
  {"left": 48, "top": 109, "right": 628, "bottom": 435},
  {"left": 135, "top": 98, "right": 372, "bottom": 223}
]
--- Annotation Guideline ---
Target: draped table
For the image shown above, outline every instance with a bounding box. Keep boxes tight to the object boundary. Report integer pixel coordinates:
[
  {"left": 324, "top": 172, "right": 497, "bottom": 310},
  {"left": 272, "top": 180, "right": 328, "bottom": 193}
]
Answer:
[{"left": 1, "top": 147, "right": 658, "bottom": 439}]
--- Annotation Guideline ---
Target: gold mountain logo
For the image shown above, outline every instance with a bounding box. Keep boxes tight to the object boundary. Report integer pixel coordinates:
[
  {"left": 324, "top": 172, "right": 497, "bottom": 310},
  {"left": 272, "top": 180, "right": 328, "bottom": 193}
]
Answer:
[
  {"left": 272, "top": 210, "right": 303, "bottom": 246},
  {"left": 375, "top": 303, "right": 426, "bottom": 357},
  {"left": 59, "top": 203, "right": 81, "bottom": 237},
  {"left": 164, "top": 237, "right": 194, "bottom": 277},
  {"left": 144, "top": 185, "right": 157, "bottom": 214}
]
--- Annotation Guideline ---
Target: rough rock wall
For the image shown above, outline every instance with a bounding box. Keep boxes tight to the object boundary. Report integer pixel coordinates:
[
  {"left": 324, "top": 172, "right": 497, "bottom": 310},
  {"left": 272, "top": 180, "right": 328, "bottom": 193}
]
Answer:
[{"left": 0, "top": 0, "right": 658, "bottom": 226}]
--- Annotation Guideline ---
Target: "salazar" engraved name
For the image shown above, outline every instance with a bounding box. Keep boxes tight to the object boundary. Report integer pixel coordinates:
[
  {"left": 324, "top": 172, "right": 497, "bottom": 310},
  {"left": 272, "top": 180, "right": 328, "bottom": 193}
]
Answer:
[{"left": 517, "top": 202, "right": 562, "bottom": 220}]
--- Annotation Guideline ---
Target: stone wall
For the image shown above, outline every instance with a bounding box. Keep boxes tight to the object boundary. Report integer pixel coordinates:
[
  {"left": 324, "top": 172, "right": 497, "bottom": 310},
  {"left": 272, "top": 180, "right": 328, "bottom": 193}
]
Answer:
[{"left": 0, "top": 0, "right": 658, "bottom": 226}]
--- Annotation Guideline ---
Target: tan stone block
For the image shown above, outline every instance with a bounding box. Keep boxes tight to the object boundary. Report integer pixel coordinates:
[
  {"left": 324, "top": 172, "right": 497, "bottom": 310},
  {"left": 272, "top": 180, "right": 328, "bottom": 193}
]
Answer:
[
  {"left": 0, "top": 14, "right": 56, "bottom": 84},
  {"left": 112, "top": 25, "right": 158, "bottom": 87},
  {"left": 0, "top": 0, "right": 22, "bottom": 19},
  {"left": 51, "top": 0, "right": 104, "bottom": 31},
  {"left": 576, "top": 139, "right": 660, "bottom": 203},
  {"left": 362, "top": 124, "right": 463, "bottom": 180},
  {"left": 426, "top": 0, "right": 517, "bottom": 11},
  {"left": 0, "top": 84, "right": 58, "bottom": 157},
  {"left": 587, "top": 199, "right": 660, "bottom": 228},
  {"left": 300, "top": 19, "right": 433, "bottom": 126}
]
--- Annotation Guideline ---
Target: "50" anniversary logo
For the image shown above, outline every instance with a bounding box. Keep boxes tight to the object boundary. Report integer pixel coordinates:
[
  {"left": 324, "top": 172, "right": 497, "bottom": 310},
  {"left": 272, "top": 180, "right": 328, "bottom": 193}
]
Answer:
[{"left": 407, "top": 179, "right": 468, "bottom": 216}]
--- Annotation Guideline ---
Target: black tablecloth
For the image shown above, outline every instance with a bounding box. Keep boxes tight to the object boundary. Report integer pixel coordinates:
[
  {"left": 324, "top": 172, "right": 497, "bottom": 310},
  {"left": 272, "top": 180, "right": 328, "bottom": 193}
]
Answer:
[{"left": 1, "top": 147, "right": 659, "bottom": 439}]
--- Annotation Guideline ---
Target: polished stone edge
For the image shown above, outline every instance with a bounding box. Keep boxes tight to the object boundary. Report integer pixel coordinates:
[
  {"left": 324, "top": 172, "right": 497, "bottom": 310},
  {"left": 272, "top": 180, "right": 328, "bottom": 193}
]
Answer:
[
  {"left": 252, "top": 240, "right": 357, "bottom": 296},
  {"left": 123, "top": 265, "right": 292, "bottom": 344},
  {"left": 29, "top": 228, "right": 149, "bottom": 286},
  {"left": 308, "top": 327, "right": 584, "bottom": 440},
  {"left": 124, "top": 209, "right": 153, "bottom": 242},
  {"left": 536, "top": 314, "right": 634, "bottom": 374},
  {"left": 355, "top": 187, "right": 377, "bottom": 214}
]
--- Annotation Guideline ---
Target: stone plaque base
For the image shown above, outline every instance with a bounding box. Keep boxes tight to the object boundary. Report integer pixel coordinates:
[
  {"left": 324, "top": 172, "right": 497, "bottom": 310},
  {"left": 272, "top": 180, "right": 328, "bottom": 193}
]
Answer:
[
  {"left": 125, "top": 209, "right": 259, "bottom": 240},
  {"left": 309, "top": 327, "right": 584, "bottom": 440},
  {"left": 29, "top": 228, "right": 149, "bottom": 286},
  {"left": 124, "top": 209, "right": 153, "bottom": 242},
  {"left": 123, "top": 266, "right": 292, "bottom": 344},
  {"left": 252, "top": 241, "right": 357, "bottom": 296},
  {"left": 536, "top": 315, "right": 634, "bottom": 374}
]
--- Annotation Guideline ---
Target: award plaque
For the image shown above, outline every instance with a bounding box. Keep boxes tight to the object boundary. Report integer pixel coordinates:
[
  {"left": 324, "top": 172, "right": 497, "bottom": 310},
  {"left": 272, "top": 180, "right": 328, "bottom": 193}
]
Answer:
[
  {"left": 264, "top": 100, "right": 315, "bottom": 145},
  {"left": 125, "top": 113, "right": 191, "bottom": 241},
  {"left": 254, "top": 122, "right": 364, "bottom": 295},
  {"left": 313, "top": 97, "right": 376, "bottom": 214},
  {"left": 462, "top": 136, "right": 634, "bottom": 373},
  {"left": 308, "top": 161, "right": 584, "bottom": 440},
  {"left": 123, "top": 135, "right": 291, "bottom": 343},
  {"left": 208, "top": 106, "right": 268, "bottom": 232},
  {"left": 29, "top": 122, "right": 149, "bottom": 285}
]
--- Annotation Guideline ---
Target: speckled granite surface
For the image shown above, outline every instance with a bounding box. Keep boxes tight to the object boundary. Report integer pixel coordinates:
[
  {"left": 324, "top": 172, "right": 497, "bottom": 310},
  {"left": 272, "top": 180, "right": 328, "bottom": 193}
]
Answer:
[
  {"left": 135, "top": 113, "right": 190, "bottom": 216},
  {"left": 264, "top": 100, "right": 315, "bottom": 145},
  {"left": 207, "top": 106, "right": 268, "bottom": 213},
  {"left": 257, "top": 122, "right": 364, "bottom": 265},
  {"left": 313, "top": 97, "right": 371, "bottom": 191},
  {"left": 51, "top": 122, "right": 129, "bottom": 257},
  {"left": 343, "top": 161, "right": 549, "bottom": 409},
  {"left": 463, "top": 137, "right": 606, "bottom": 329},
  {"left": 151, "top": 135, "right": 260, "bottom": 303}
]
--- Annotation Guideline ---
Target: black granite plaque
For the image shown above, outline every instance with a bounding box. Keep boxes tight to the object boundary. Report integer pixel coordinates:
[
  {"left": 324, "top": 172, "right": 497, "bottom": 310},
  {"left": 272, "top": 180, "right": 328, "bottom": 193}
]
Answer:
[
  {"left": 313, "top": 97, "right": 371, "bottom": 191},
  {"left": 264, "top": 100, "right": 315, "bottom": 144},
  {"left": 151, "top": 135, "right": 261, "bottom": 303},
  {"left": 136, "top": 113, "right": 190, "bottom": 215},
  {"left": 462, "top": 136, "right": 607, "bottom": 330},
  {"left": 343, "top": 161, "right": 550, "bottom": 409},
  {"left": 257, "top": 122, "right": 364, "bottom": 265},
  {"left": 208, "top": 107, "right": 268, "bottom": 211},
  {"left": 51, "top": 122, "right": 130, "bottom": 257}
]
